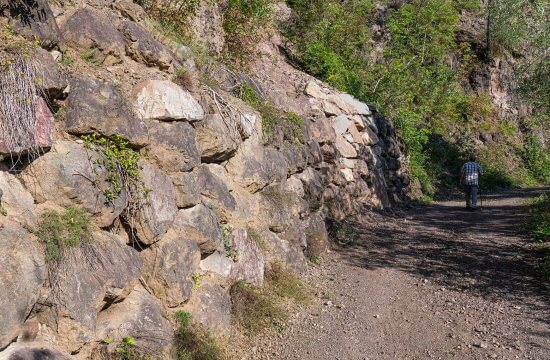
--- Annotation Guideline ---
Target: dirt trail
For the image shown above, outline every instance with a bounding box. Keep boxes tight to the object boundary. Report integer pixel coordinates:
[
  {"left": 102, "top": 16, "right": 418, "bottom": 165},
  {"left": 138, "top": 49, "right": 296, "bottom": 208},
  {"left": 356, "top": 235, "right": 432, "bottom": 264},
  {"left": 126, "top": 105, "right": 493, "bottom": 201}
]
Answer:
[{"left": 248, "top": 188, "right": 550, "bottom": 359}]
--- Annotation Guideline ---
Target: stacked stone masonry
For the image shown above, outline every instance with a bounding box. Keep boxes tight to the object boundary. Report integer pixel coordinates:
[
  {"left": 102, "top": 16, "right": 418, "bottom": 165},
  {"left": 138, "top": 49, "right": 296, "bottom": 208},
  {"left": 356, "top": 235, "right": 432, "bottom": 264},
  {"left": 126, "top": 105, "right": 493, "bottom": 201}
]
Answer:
[{"left": 0, "top": 0, "right": 409, "bottom": 358}]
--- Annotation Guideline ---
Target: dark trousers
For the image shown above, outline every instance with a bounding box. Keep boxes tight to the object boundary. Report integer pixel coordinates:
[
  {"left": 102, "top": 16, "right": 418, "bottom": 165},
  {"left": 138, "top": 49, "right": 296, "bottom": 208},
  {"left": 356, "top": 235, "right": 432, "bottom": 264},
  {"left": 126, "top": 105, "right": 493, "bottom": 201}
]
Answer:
[{"left": 465, "top": 185, "right": 479, "bottom": 208}]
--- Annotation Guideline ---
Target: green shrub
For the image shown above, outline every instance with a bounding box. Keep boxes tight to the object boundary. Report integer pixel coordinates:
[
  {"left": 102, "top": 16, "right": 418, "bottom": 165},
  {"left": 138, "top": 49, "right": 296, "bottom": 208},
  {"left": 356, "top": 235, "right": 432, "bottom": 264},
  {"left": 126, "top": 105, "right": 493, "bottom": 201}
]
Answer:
[
  {"left": 37, "top": 206, "right": 93, "bottom": 262},
  {"left": 82, "top": 134, "right": 145, "bottom": 203},
  {"left": 141, "top": 0, "right": 202, "bottom": 44},
  {"left": 175, "top": 311, "right": 228, "bottom": 360},
  {"left": 222, "top": 0, "right": 274, "bottom": 65},
  {"left": 524, "top": 134, "right": 550, "bottom": 184},
  {"left": 526, "top": 193, "right": 550, "bottom": 242}
]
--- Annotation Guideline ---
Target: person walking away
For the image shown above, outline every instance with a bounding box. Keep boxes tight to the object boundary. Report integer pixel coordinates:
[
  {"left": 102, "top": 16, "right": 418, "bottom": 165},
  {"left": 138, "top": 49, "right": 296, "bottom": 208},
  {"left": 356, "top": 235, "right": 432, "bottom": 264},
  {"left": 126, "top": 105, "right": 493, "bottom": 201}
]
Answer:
[{"left": 460, "top": 155, "right": 483, "bottom": 210}]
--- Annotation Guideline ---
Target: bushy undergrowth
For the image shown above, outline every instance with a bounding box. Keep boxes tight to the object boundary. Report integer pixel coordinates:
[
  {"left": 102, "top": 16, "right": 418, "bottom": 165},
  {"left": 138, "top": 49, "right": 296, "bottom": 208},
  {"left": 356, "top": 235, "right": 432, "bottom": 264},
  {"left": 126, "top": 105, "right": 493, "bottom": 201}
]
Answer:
[
  {"left": 285, "top": 0, "right": 548, "bottom": 196},
  {"left": 175, "top": 311, "right": 228, "bottom": 360},
  {"left": 230, "top": 264, "right": 309, "bottom": 332},
  {"left": 526, "top": 193, "right": 550, "bottom": 242},
  {"left": 37, "top": 206, "right": 93, "bottom": 262}
]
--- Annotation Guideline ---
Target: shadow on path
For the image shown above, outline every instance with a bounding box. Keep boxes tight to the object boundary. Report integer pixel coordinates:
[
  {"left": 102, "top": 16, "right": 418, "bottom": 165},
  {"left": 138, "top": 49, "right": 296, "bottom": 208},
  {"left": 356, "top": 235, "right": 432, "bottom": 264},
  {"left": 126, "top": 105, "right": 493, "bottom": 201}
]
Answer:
[{"left": 340, "top": 187, "right": 550, "bottom": 327}]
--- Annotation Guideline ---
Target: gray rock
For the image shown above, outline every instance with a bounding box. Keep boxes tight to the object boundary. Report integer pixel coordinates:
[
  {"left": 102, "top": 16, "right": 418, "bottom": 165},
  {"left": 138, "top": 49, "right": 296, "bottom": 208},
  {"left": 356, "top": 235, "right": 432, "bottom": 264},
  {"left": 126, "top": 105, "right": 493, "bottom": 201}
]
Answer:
[
  {"left": 0, "top": 169, "right": 37, "bottom": 229},
  {"left": 304, "top": 81, "right": 327, "bottom": 99},
  {"left": 146, "top": 120, "right": 200, "bottom": 173},
  {"left": 335, "top": 135, "right": 358, "bottom": 158},
  {"left": 332, "top": 115, "right": 352, "bottom": 135},
  {"left": 309, "top": 117, "right": 336, "bottom": 144},
  {"left": 362, "top": 126, "right": 379, "bottom": 146},
  {"left": 64, "top": 76, "right": 148, "bottom": 147},
  {"left": 5, "top": 0, "right": 64, "bottom": 50},
  {"left": 226, "top": 139, "right": 287, "bottom": 193},
  {"left": 230, "top": 228, "right": 265, "bottom": 287},
  {"left": 132, "top": 79, "right": 204, "bottom": 121},
  {"left": 128, "top": 162, "right": 177, "bottom": 244},
  {"left": 33, "top": 47, "right": 68, "bottom": 99},
  {"left": 61, "top": 7, "right": 125, "bottom": 64},
  {"left": 195, "top": 114, "right": 242, "bottom": 162},
  {"left": 20, "top": 141, "right": 127, "bottom": 227},
  {"left": 0, "top": 223, "right": 45, "bottom": 349},
  {"left": 0, "top": 343, "right": 71, "bottom": 360},
  {"left": 261, "top": 230, "right": 306, "bottom": 273},
  {"left": 184, "top": 283, "right": 232, "bottom": 334},
  {"left": 112, "top": 0, "right": 146, "bottom": 21},
  {"left": 281, "top": 144, "right": 309, "bottom": 176},
  {"left": 171, "top": 171, "right": 201, "bottom": 208},
  {"left": 338, "top": 93, "right": 371, "bottom": 115},
  {"left": 49, "top": 231, "right": 141, "bottom": 332},
  {"left": 200, "top": 251, "right": 233, "bottom": 276},
  {"left": 142, "top": 232, "right": 200, "bottom": 307},
  {"left": 171, "top": 204, "right": 223, "bottom": 253},
  {"left": 119, "top": 20, "right": 176, "bottom": 70},
  {"left": 194, "top": 165, "right": 236, "bottom": 212},
  {"left": 96, "top": 286, "right": 173, "bottom": 356}
]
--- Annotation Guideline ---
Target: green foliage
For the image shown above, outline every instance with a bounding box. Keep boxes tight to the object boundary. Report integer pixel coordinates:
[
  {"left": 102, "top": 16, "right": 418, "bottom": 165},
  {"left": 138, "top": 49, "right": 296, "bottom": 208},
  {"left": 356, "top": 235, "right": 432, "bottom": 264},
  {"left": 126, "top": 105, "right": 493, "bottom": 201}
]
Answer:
[
  {"left": 524, "top": 134, "right": 550, "bottom": 184},
  {"left": 237, "top": 83, "right": 304, "bottom": 144},
  {"left": 526, "top": 193, "right": 550, "bottom": 242},
  {"left": 175, "top": 311, "right": 228, "bottom": 360},
  {"left": 230, "top": 280, "right": 286, "bottom": 332},
  {"left": 82, "top": 134, "right": 144, "bottom": 203},
  {"left": 541, "top": 251, "right": 550, "bottom": 278},
  {"left": 37, "top": 206, "right": 93, "bottom": 262},
  {"left": 81, "top": 49, "right": 101, "bottom": 66},
  {"left": 141, "top": 0, "right": 202, "bottom": 44},
  {"left": 222, "top": 0, "right": 274, "bottom": 65},
  {"left": 327, "top": 218, "right": 361, "bottom": 246}
]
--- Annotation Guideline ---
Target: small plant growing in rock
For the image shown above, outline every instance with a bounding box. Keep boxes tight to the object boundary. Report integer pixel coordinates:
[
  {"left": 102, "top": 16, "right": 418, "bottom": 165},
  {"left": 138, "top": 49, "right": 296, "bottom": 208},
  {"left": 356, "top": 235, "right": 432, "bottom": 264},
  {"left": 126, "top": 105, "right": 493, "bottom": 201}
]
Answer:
[
  {"left": 173, "top": 67, "right": 194, "bottom": 90},
  {"left": 81, "top": 49, "right": 101, "bottom": 66},
  {"left": 174, "top": 311, "right": 228, "bottom": 360},
  {"left": 192, "top": 272, "right": 204, "bottom": 290},
  {"left": 37, "top": 206, "right": 93, "bottom": 262},
  {"left": 236, "top": 83, "right": 305, "bottom": 144},
  {"left": 221, "top": 223, "right": 238, "bottom": 260}
]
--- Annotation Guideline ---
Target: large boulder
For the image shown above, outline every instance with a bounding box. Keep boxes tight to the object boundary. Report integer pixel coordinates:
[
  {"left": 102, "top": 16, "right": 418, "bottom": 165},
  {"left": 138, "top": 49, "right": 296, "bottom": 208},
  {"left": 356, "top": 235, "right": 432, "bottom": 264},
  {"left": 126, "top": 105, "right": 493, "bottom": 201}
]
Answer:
[
  {"left": 183, "top": 281, "right": 232, "bottom": 334},
  {"left": 4, "top": 0, "right": 64, "bottom": 50},
  {"left": 230, "top": 228, "right": 265, "bottom": 287},
  {"left": 0, "top": 343, "right": 71, "bottom": 360},
  {"left": 260, "top": 230, "right": 306, "bottom": 273},
  {"left": 0, "top": 223, "right": 45, "bottom": 349},
  {"left": 0, "top": 97, "right": 54, "bottom": 156},
  {"left": 171, "top": 204, "right": 224, "bottom": 253},
  {"left": 119, "top": 20, "right": 176, "bottom": 70},
  {"left": 64, "top": 76, "right": 148, "bottom": 147},
  {"left": 47, "top": 231, "right": 141, "bottom": 334},
  {"left": 146, "top": 120, "right": 200, "bottom": 173},
  {"left": 132, "top": 80, "right": 204, "bottom": 121},
  {"left": 95, "top": 285, "right": 173, "bottom": 356},
  {"left": 0, "top": 170, "right": 37, "bottom": 228},
  {"left": 194, "top": 165, "right": 236, "bottom": 214},
  {"left": 195, "top": 114, "right": 242, "bottom": 162},
  {"left": 226, "top": 140, "right": 287, "bottom": 193},
  {"left": 127, "top": 162, "right": 177, "bottom": 244},
  {"left": 61, "top": 7, "right": 125, "bottom": 65},
  {"left": 170, "top": 171, "right": 201, "bottom": 208},
  {"left": 20, "top": 141, "right": 127, "bottom": 227},
  {"left": 141, "top": 232, "right": 200, "bottom": 307}
]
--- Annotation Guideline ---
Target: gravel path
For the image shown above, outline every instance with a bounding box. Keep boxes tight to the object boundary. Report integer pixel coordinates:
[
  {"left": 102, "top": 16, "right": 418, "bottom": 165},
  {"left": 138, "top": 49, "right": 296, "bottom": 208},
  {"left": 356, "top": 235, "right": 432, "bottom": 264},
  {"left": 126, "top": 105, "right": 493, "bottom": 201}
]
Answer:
[{"left": 245, "top": 188, "right": 550, "bottom": 360}]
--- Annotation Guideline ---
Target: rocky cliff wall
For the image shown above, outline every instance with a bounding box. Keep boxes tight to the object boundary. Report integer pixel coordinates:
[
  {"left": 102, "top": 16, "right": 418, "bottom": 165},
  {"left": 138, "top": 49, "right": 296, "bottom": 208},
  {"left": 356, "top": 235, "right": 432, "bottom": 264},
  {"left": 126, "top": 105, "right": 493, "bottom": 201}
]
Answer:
[{"left": 0, "top": 1, "right": 408, "bottom": 358}]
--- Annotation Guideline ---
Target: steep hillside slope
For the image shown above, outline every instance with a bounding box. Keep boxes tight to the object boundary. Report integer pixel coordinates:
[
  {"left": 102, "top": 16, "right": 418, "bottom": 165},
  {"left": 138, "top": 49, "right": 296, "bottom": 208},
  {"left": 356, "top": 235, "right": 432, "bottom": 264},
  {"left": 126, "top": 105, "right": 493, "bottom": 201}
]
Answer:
[{"left": 0, "top": 0, "right": 408, "bottom": 358}]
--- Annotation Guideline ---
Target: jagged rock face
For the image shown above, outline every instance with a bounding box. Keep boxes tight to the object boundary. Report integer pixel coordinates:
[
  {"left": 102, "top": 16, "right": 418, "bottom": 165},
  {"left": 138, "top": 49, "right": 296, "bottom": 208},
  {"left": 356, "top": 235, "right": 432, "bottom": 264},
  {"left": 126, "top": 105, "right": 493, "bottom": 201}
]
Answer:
[
  {"left": 21, "top": 141, "right": 128, "bottom": 227},
  {"left": 3, "top": 0, "right": 64, "bottom": 50},
  {"left": 132, "top": 79, "right": 205, "bottom": 121},
  {"left": 96, "top": 286, "right": 173, "bottom": 356},
  {"left": 0, "top": 0, "right": 410, "bottom": 355},
  {"left": 61, "top": 7, "right": 125, "bottom": 65},
  {"left": 64, "top": 76, "right": 149, "bottom": 147},
  {"left": 0, "top": 223, "right": 45, "bottom": 349},
  {"left": 141, "top": 231, "right": 201, "bottom": 307},
  {"left": 0, "top": 343, "right": 71, "bottom": 360}
]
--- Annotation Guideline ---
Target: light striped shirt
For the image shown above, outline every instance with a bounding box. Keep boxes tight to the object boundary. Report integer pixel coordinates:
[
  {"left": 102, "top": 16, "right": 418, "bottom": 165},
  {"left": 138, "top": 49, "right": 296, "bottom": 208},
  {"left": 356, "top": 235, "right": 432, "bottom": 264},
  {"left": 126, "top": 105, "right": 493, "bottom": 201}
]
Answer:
[{"left": 461, "top": 162, "right": 483, "bottom": 186}]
